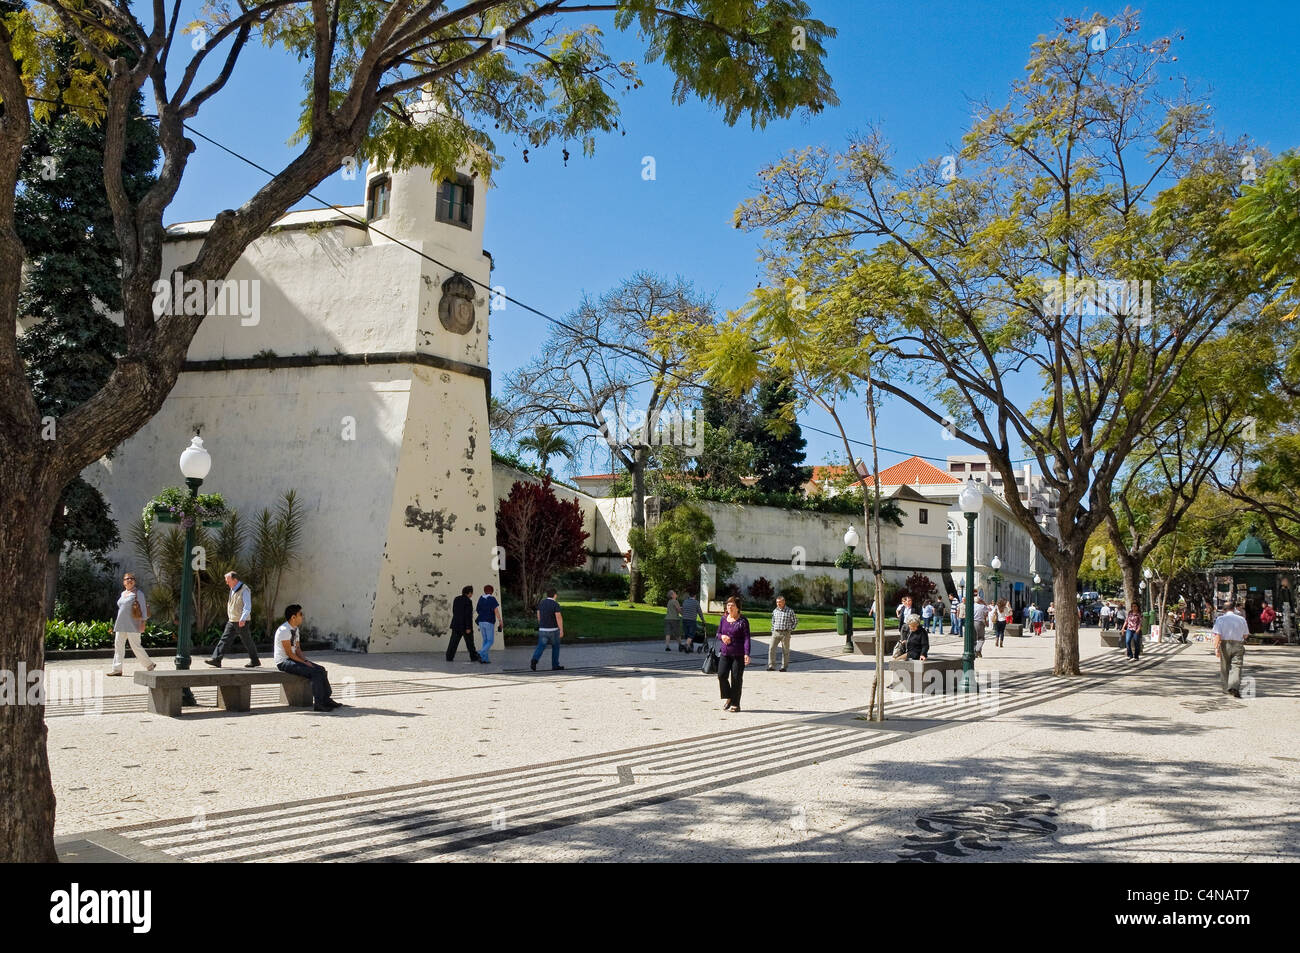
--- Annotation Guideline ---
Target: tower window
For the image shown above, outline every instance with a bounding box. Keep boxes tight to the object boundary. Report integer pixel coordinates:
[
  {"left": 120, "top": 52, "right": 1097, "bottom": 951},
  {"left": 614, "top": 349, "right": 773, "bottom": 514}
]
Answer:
[
  {"left": 437, "top": 176, "right": 474, "bottom": 229},
  {"left": 919, "top": 508, "right": 929, "bottom": 524},
  {"left": 367, "top": 176, "right": 391, "bottom": 221}
]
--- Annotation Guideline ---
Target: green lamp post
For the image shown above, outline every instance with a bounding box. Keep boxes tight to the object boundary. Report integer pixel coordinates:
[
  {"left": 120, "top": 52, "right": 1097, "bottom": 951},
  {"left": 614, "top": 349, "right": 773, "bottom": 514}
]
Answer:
[
  {"left": 843, "top": 525, "right": 860, "bottom": 651},
  {"left": 958, "top": 480, "right": 983, "bottom": 693}
]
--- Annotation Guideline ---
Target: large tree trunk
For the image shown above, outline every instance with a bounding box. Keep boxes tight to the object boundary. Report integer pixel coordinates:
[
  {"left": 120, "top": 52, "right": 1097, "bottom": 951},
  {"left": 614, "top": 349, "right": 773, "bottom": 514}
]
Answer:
[
  {"left": 0, "top": 453, "right": 62, "bottom": 862},
  {"left": 629, "top": 447, "right": 647, "bottom": 603},
  {"left": 1051, "top": 560, "right": 1082, "bottom": 675}
]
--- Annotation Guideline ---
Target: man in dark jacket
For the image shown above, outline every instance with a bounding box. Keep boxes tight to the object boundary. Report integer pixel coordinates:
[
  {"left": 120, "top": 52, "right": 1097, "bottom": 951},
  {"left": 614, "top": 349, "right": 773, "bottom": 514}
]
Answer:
[{"left": 446, "top": 585, "right": 481, "bottom": 662}]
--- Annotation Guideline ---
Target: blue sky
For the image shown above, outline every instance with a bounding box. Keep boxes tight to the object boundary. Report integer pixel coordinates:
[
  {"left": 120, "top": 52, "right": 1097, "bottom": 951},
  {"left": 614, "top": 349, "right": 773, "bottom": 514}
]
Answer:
[{"left": 164, "top": 0, "right": 1300, "bottom": 477}]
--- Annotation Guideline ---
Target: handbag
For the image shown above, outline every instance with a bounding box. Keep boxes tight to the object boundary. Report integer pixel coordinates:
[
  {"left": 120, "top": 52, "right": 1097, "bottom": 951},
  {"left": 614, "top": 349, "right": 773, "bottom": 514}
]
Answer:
[
  {"left": 892, "top": 633, "right": 909, "bottom": 659},
  {"left": 702, "top": 639, "right": 719, "bottom": 675}
]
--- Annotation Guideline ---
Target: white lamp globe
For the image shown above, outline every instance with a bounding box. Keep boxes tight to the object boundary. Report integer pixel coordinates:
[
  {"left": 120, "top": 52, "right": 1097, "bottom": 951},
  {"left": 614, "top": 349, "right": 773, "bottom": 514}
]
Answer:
[
  {"left": 958, "top": 479, "right": 983, "bottom": 514},
  {"left": 1033, "top": 573, "right": 1041, "bottom": 584},
  {"left": 179, "top": 435, "right": 212, "bottom": 480},
  {"left": 844, "top": 525, "right": 860, "bottom": 548},
  {"left": 1139, "top": 580, "right": 1146, "bottom": 591},
  {"left": 1143, "top": 567, "right": 1153, "bottom": 580},
  {"left": 991, "top": 555, "right": 1002, "bottom": 570}
]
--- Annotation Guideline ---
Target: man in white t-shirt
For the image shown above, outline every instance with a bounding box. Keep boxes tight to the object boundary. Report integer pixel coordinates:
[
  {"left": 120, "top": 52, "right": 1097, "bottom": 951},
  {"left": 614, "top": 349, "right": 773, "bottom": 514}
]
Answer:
[
  {"left": 1211, "top": 602, "right": 1250, "bottom": 697},
  {"left": 275, "top": 604, "right": 341, "bottom": 711}
]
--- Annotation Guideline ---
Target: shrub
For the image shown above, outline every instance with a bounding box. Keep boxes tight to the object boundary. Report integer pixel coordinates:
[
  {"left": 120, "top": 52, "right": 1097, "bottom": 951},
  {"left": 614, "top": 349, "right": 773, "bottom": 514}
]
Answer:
[
  {"left": 776, "top": 582, "right": 804, "bottom": 607},
  {"left": 53, "top": 552, "right": 120, "bottom": 623},
  {"left": 748, "top": 576, "right": 775, "bottom": 602},
  {"left": 553, "top": 569, "right": 629, "bottom": 599},
  {"left": 497, "top": 478, "right": 589, "bottom": 607},
  {"left": 631, "top": 504, "right": 732, "bottom": 604}
]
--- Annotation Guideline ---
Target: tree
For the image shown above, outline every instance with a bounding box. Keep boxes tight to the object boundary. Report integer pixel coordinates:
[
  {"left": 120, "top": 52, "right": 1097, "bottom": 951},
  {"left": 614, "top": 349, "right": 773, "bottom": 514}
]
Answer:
[
  {"left": 503, "top": 272, "right": 713, "bottom": 602},
  {"left": 1, "top": 0, "right": 836, "bottom": 861},
  {"left": 250, "top": 491, "right": 304, "bottom": 644},
  {"left": 749, "top": 374, "right": 808, "bottom": 492},
  {"left": 1102, "top": 332, "right": 1265, "bottom": 608},
  {"left": 496, "top": 478, "right": 589, "bottom": 609},
  {"left": 628, "top": 502, "right": 729, "bottom": 604},
  {"left": 727, "top": 12, "right": 1283, "bottom": 676},
  {"left": 898, "top": 571, "right": 936, "bottom": 609},
  {"left": 517, "top": 424, "right": 574, "bottom": 476},
  {"left": 16, "top": 43, "right": 157, "bottom": 612}
]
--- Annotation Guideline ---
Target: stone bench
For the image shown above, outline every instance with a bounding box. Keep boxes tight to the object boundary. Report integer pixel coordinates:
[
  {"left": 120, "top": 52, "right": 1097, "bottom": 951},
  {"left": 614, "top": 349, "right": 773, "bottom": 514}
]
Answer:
[
  {"left": 889, "top": 657, "right": 965, "bottom": 694},
  {"left": 133, "top": 669, "right": 314, "bottom": 717},
  {"left": 1100, "top": 632, "right": 1125, "bottom": 648},
  {"left": 852, "top": 631, "right": 901, "bottom": 656},
  {"left": 1005, "top": 623, "right": 1024, "bottom": 638}
]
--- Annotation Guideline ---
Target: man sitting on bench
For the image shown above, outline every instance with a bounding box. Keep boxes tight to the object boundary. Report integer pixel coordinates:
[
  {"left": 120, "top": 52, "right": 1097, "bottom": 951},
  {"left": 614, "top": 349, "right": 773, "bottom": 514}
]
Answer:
[{"left": 275, "top": 604, "right": 341, "bottom": 712}]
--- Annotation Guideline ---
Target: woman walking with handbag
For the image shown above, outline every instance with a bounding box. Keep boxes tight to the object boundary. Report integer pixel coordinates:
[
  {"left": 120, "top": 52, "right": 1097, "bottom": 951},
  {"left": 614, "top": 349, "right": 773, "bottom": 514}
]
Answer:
[
  {"left": 994, "top": 598, "right": 1011, "bottom": 648},
  {"left": 716, "top": 597, "right": 751, "bottom": 713},
  {"left": 107, "top": 572, "right": 155, "bottom": 676},
  {"left": 1123, "top": 602, "right": 1144, "bottom": 660}
]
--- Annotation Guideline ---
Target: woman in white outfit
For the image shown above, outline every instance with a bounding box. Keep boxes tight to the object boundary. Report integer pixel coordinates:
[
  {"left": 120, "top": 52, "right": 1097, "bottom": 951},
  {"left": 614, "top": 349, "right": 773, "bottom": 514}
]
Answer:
[{"left": 107, "top": 572, "right": 155, "bottom": 676}]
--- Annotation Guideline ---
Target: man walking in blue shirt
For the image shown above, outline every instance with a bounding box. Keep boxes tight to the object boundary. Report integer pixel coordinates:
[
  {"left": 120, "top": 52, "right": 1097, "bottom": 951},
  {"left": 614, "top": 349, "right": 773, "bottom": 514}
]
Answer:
[{"left": 531, "top": 588, "right": 565, "bottom": 671}]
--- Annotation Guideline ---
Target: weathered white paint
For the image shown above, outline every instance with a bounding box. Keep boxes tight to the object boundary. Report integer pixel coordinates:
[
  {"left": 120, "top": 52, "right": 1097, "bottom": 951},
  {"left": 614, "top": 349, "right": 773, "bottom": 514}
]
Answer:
[{"left": 83, "top": 154, "right": 498, "bottom": 652}]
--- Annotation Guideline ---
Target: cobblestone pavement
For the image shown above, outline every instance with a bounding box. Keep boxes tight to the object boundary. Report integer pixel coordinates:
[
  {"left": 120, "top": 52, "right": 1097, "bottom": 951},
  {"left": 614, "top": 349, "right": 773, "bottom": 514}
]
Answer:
[{"left": 48, "top": 628, "right": 1300, "bottom": 862}]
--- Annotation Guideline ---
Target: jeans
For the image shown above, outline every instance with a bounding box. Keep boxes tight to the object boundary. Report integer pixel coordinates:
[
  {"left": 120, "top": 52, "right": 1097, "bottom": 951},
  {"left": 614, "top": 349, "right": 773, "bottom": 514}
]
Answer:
[
  {"left": 1218, "top": 639, "right": 1245, "bottom": 694},
  {"left": 718, "top": 654, "right": 745, "bottom": 706},
  {"left": 994, "top": 620, "right": 1007, "bottom": 646},
  {"left": 477, "top": 621, "right": 496, "bottom": 662},
  {"left": 1124, "top": 629, "right": 1142, "bottom": 659},
  {"left": 951, "top": 612, "right": 960, "bottom": 632},
  {"left": 277, "top": 659, "right": 332, "bottom": 707},
  {"left": 211, "top": 620, "right": 259, "bottom": 664},
  {"left": 532, "top": 628, "right": 561, "bottom": 668},
  {"left": 683, "top": 620, "right": 698, "bottom": 645}
]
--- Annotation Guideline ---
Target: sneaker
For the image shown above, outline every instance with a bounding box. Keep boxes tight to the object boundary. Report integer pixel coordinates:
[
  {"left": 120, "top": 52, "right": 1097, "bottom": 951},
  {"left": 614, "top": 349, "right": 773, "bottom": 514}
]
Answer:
[
  {"left": 766, "top": 666, "right": 775, "bottom": 672},
  {"left": 146, "top": 663, "right": 157, "bottom": 671},
  {"left": 478, "top": 659, "right": 490, "bottom": 664},
  {"left": 780, "top": 667, "right": 788, "bottom": 673},
  {"left": 665, "top": 646, "right": 672, "bottom": 652},
  {"left": 245, "top": 660, "right": 261, "bottom": 668},
  {"left": 530, "top": 659, "right": 538, "bottom": 671},
  {"left": 204, "top": 659, "right": 221, "bottom": 667},
  {"left": 552, "top": 665, "right": 565, "bottom": 671},
  {"left": 327, "top": 699, "right": 344, "bottom": 709},
  {"left": 313, "top": 704, "right": 333, "bottom": 712},
  {"left": 105, "top": 670, "right": 122, "bottom": 676}
]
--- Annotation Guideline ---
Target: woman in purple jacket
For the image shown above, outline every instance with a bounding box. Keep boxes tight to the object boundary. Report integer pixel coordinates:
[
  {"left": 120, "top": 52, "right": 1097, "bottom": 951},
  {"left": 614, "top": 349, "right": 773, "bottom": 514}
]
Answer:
[{"left": 716, "top": 596, "right": 751, "bottom": 712}]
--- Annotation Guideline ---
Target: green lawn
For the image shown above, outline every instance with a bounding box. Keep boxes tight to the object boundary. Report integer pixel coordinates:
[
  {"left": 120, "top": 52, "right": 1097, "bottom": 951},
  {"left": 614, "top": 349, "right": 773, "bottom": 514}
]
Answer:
[{"left": 506, "top": 600, "right": 899, "bottom": 643}]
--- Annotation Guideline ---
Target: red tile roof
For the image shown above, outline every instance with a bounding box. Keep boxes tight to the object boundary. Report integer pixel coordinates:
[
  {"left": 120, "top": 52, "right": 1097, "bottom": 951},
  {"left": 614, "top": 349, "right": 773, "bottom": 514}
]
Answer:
[{"left": 868, "top": 456, "right": 960, "bottom": 486}]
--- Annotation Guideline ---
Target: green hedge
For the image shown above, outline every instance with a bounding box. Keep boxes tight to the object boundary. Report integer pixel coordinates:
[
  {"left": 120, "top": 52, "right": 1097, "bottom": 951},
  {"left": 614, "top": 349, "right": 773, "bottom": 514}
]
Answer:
[{"left": 45, "top": 619, "right": 227, "bottom": 652}]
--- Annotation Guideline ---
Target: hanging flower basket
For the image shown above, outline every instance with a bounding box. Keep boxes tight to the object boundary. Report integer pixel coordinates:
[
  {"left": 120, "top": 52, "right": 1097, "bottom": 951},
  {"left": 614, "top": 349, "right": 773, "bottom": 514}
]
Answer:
[{"left": 143, "top": 487, "right": 227, "bottom": 532}]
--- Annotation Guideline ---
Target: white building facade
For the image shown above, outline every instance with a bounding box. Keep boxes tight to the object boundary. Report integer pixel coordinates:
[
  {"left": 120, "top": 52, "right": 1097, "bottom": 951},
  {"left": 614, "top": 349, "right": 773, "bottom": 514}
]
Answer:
[{"left": 84, "top": 152, "right": 498, "bottom": 652}]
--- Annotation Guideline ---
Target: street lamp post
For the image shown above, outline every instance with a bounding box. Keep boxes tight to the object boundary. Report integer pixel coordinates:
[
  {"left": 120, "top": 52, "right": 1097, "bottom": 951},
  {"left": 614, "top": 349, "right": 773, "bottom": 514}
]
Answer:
[
  {"left": 176, "top": 436, "right": 212, "bottom": 678},
  {"left": 843, "top": 525, "right": 859, "bottom": 652},
  {"left": 1032, "top": 572, "right": 1042, "bottom": 606},
  {"left": 989, "top": 555, "right": 1003, "bottom": 604},
  {"left": 958, "top": 480, "right": 983, "bottom": 693},
  {"left": 1143, "top": 566, "right": 1154, "bottom": 618}
]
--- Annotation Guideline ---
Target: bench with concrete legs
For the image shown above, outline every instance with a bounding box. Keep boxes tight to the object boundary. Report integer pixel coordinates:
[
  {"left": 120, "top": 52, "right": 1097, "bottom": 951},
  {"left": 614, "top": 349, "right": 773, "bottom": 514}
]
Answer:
[
  {"left": 852, "top": 632, "right": 901, "bottom": 656},
  {"left": 889, "top": 657, "right": 965, "bottom": 694},
  {"left": 133, "top": 669, "right": 315, "bottom": 716},
  {"left": 1100, "top": 631, "right": 1124, "bottom": 648}
]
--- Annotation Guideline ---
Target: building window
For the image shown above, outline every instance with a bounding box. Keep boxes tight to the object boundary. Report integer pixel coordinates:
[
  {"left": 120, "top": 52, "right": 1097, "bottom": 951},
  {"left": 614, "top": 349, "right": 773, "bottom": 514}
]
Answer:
[
  {"left": 919, "top": 508, "right": 929, "bottom": 524},
  {"left": 949, "top": 463, "right": 965, "bottom": 472},
  {"left": 437, "top": 176, "right": 473, "bottom": 228},
  {"left": 971, "top": 462, "right": 986, "bottom": 471},
  {"left": 367, "top": 176, "right": 391, "bottom": 221}
]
